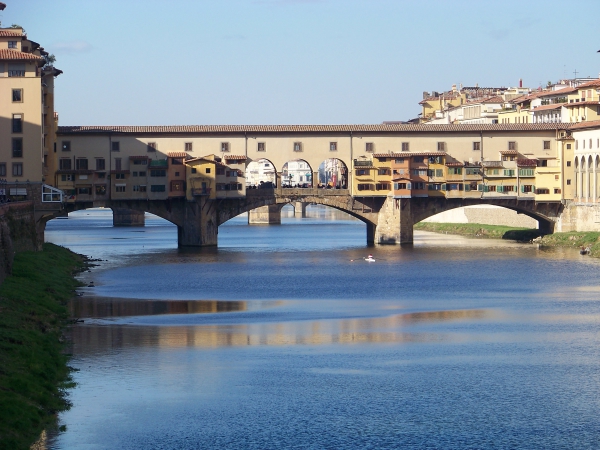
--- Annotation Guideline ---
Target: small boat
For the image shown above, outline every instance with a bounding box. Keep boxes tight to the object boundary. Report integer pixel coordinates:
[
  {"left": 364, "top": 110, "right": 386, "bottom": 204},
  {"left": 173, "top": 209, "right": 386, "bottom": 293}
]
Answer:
[
  {"left": 364, "top": 254, "right": 376, "bottom": 262},
  {"left": 580, "top": 246, "right": 591, "bottom": 255}
]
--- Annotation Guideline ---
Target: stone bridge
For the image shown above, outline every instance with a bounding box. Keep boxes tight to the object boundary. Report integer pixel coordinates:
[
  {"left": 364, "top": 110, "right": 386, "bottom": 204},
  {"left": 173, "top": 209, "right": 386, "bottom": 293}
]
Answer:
[{"left": 66, "top": 188, "right": 563, "bottom": 247}]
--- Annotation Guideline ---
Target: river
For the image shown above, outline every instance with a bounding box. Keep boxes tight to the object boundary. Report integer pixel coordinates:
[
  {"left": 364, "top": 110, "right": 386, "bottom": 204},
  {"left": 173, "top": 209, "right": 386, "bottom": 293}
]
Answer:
[{"left": 45, "top": 206, "right": 600, "bottom": 449}]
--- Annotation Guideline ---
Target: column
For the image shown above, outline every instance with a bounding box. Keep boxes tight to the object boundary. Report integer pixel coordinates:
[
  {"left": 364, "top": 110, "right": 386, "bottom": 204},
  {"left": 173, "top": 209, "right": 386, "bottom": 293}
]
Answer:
[
  {"left": 248, "top": 205, "right": 282, "bottom": 224},
  {"left": 294, "top": 202, "right": 307, "bottom": 218},
  {"left": 374, "top": 193, "right": 413, "bottom": 244},
  {"left": 112, "top": 208, "right": 145, "bottom": 226},
  {"left": 177, "top": 199, "right": 218, "bottom": 247}
]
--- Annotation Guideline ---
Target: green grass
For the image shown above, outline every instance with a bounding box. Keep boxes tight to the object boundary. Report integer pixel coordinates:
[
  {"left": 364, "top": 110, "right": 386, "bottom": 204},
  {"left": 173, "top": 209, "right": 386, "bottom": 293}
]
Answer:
[
  {"left": 414, "top": 222, "right": 542, "bottom": 241},
  {"left": 537, "top": 232, "right": 600, "bottom": 257},
  {"left": 0, "top": 243, "right": 86, "bottom": 450}
]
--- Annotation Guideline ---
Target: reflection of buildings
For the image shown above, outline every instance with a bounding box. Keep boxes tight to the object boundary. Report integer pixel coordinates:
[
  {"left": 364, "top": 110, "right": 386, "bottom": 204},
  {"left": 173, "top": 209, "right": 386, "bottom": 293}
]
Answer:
[{"left": 246, "top": 159, "right": 276, "bottom": 187}]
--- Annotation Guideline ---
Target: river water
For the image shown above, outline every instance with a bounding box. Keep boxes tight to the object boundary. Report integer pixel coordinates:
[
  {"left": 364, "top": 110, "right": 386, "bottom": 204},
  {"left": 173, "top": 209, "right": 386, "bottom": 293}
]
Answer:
[{"left": 44, "top": 206, "right": 600, "bottom": 449}]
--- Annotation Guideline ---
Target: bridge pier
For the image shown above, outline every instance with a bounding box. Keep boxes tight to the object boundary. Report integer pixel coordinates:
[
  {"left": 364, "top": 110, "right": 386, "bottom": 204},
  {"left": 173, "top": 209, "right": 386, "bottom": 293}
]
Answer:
[
  {"left": 374, "top": 194, "right": 414, "bottom": 245},
  {"left": 112, "top": 208, "right": 145, "bottom": 227},
  {"left": 248, "top": 205, "right": 282, "bottom": 224},
  {"left": 294, "top": 202, "right": 308, "bottom": 218},
  {"left": 177, "top": 200, "right": 218, "bottom": 247}
]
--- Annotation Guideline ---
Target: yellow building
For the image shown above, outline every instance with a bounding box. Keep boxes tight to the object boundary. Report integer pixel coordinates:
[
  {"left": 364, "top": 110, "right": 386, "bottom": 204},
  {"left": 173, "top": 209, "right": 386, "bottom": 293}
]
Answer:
[
  {"left": 185, "top": 154, "right": 245, "bottom": 200},
  {"left": 0, "top": 25, "right": 61, "bottom": 183},
  {"left": 564, "top": 79, "right": 600, "bottom": 123}
]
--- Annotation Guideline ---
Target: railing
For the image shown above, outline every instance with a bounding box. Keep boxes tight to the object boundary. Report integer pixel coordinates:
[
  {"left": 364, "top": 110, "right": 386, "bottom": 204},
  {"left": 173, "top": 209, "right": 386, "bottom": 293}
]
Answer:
[{"left": 354, "top": 160, "right": 373, "bottom": 167}]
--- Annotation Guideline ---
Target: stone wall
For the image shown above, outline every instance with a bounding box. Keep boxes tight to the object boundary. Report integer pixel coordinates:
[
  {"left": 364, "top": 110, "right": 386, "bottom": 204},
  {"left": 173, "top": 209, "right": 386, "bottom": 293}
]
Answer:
[
  {"left": 0, "top": 202, "right": 38, "bottom": 284},
  {"left": 423, "top": 205, "right": 538, "bottom": 228},
  {"left": 556, "top": 203, "right": 600, "bottom": 232}
]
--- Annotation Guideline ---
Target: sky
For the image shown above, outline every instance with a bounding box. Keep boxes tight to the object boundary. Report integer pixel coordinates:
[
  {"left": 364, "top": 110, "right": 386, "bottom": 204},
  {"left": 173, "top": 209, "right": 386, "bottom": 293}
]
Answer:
[{"left": 2, "top": 0, "right": 599, "bottom": 126}]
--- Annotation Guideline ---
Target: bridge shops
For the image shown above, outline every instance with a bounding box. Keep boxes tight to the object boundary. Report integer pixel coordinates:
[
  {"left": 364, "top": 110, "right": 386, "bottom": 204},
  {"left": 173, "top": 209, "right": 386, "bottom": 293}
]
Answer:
[{"left": 50, "top": 123, "right": 583, "bottom": 246}]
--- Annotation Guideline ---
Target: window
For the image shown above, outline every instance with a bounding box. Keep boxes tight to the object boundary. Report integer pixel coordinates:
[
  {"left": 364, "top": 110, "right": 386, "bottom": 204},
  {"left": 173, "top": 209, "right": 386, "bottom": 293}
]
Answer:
[
  {"left": 330, "top": 142, "right": 337, "bottom": 151},
  {"left": 473, "top": 142, "right": 480, "bottom": 151},
  {"left": 554, "top": 188, "right": 562, "bottom": 194},
  {"left": 543, "top": 141, "right": 550, "bottom": 150},
  {"left": 12, "top": 89, "right": 22, "bottom": 102},
  {"left": 133, "top": 159, "right": 147, "bottom": 165},
  {"left": 62, "top": 141, "right": 71, "bottom": 152},
  {"left": 0, "top": 163, "right": 6, "bottom": 176},
  {"left": 151, "top": 185, "right": 166, "bottom": 192},
  {"left": 519, "top": 169, "right": 534, "bottom": 177},
  {"left": 356, "top": 169, "right": 369, "bottom": 175},
  {"left": 521, "top": 185, "right": 533, "bottom": 193},
  {"left": 147, "top": 142, "right": 157, "bottom": 152},
  {"left": 114, "top": 158, "right": 122, "bottom": 171},
  {"left": 402, "top": 142, "right": 409, "bottom": 152},
  {"left": 365, "top": 142, "right": 374, "bottom": 153},
  {"left": 567, "top": 179, "right": 571, "bottom": 185},
  {"left": 448, "top": 168, "right": 462, "bottom": 175},
  {"left": 437, "top": 142, "right": 446, "bottom": 151},
  {"left": 567, "top": 161, "right": 571, "bottom": 167},
  {"left": 115, "top": 173, "right": 125, "bottom": 179},
  {"left": 394, "top": 182, "right": 408, "bottom": 190},
  {"left": 538, "top": 160, "right": 548, "bottom": 167},
  {"left": 205, "top": 168, "right": 211, "bottom": 174},
  {"left": 466, "top": 168, "right": 480, "bottom": 176},
  {"left": 413, "top": 156, "right": 424, "bottom": 163},
  {"left": 221, "top": 142, "right": 230, "bottom": 152},
  {"left": 132, "top": 172, "right": 138, "bottom": 177},
  {"left": 111, "top": 141, "right": 120, "bottom": 152},
  {"left": 8, "top": 41, "right": 17, "bottom": 49},
  {"left": 59, "top": 158, "right": 72, "bottom": 170},
  {"left": 95, "top": 185, "right": 107, "bottom": 195},
  {"left": 12, "top": 114, "right": 23, "bottom": 133},
  {"left": 436, "top": 169, "right": 443, "bottom": 177},
  {"left": 12, "top": 138, "right": 23, "bottom": 157},
  {"left": 357, "top": 184, "right": 372, "bottom": 191},
  {"left": 61, "top": 174, "right": 73, "bottom": 181},
  {"left": 566, "top": 144, "right": 571, "bottom": 149},
  {"left": 504, "top": 169, "right": 515, "bottom": 176},
  {"left": 378, "top": 168, "right": 390, "bottom": 175},
  {"left": 395, "top": 158, "right": 405, "bottom": 163},
  {"left": 257, "top": 142, "right": 266, "bottom": 152},
  {"left": 139, "top": 171, "right": 146, "bottom": 177},
  {"left": 171, "top": 158, "right": 183, "bottom": 165},
  {"left": 115, "top": 185, "right": 126, "bottom": 193},
  {"left": 216, "top": 167, "right": 225, "bottom": 175},
  {"left": 12, "top": 163, "right": 23, "bottom": 176},
  {"left": 133, "top": 185, "right": 147, "bottom": 192},
  {"left": 150, "top": 170, "right": 166, "bottom": 177},
  {"left": 185, "top": 142, "right": 193, "bottom": 152},
  {"left": 76, "top": 158, "right": 88, "bottom": 170},
  {"left": 293, "top": 142, "right": 302, "bottom": 152},
  {"left": 96, "top": 158, "right": 105, "bottom": 170},
  {"left": 536, "top": 188, "right": 550, "bottom": 195},
  {"left": 191, "top": 168, "right": 197, "bottom": 174},
  {"left": 508, "top": 141, "right": 516, "bottom": 150},
  {"left": 376, "top": 183, "right": 390, "bottom": 191},
  {"left": 77, "top": 187, "right": 91, "bottom": 195},
  {"left": 590, "top": 139, "right": 593, "bottom": 149},
  {"left": 555, "top": 175, "right": 559, "bottom": 180}
]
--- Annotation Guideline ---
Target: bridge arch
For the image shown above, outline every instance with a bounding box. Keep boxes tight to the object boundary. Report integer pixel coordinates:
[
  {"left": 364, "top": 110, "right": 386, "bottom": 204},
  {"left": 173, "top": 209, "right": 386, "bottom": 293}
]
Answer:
[
  {"left": 318, "top": 158, "right": 348, "bottom": 189},
  {"left": 282, "top": 159, "right": 313, "bottom": 188},
  {"left": 246, "top": 158, "right": 278, "bottom": 189}
]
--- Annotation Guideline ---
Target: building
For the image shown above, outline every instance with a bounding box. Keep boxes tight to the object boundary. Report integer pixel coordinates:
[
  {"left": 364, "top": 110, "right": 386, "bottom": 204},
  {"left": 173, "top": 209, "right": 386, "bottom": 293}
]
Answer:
[{"left": 0, "top": 22, "right": 61, "bottom": 183}]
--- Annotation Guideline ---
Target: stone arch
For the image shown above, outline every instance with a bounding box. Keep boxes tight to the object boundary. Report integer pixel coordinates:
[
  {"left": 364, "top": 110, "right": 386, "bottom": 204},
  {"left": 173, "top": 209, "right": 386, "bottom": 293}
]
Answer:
[
  {"left": 246, "top": 158, "right": 278, "bottom": 189},
  {"left": 282, "top": 159, "right": 313, "bottom": 188},
  {"left": 317, "top": 158, "right": 349, "bottom": 189}
]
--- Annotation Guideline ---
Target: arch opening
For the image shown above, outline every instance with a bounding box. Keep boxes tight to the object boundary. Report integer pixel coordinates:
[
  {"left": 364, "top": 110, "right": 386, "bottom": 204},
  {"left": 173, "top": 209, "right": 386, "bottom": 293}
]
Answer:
[
  {"left": 282, "top": 159, "right": 313, "bottom": 188},
  {"left": 246, "top": 158, "right": 277, "bottom": 189},
  {"left": 318, "top": 158, "right": 348, "bottom": 189}
]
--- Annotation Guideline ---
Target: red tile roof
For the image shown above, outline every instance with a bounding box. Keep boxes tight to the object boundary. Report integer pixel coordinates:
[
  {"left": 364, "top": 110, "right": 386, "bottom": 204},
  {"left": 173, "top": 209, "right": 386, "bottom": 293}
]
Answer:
[
  {"left": 569, "top": 120, "right": 600, "bottom": 130},
  {"left": 167, "top": 152, "right": 188, "bottom": 158},
  {"left": 0, "top": 48, "right": 41, "bottom": 60},
  {"left": 374, "top": 151, "right": 446, "bottom": 158},
  {"left": 129, "top": 155, "right": 149, "bottom": 160},
  {"left": 224, "top": 155, "right": 247, "bottom": 160},
  {"left": 573, "top": 79, "right": 600, "bottom": 89},
  {"left": 57, "top": 123, "right": 572, "bottom": 135},
  {"left": 536, "top": 87, "right": 576, "bottom": 97},
  {"left": 500, "top": 150, "right": 518, "bottom": 155},
  {"left": 0, "top": 30, "right": 21, "bottom": 37},
  {"left": 517, "top": 159, "right": 537, "bottom": 167},
  {"left": 563, "top": 101, "right": 600, "bottom": 108},
  {"left": 445, "top": 161, "right": 464, "bottom": 167},
  {"left": 532, "top": 104, "right": 563, "bottom": 112}
]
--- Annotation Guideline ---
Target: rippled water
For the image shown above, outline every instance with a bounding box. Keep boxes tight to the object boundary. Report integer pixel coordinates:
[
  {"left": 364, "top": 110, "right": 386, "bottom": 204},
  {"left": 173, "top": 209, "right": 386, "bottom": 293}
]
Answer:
[{"left": 45, "top": 207, "right": 600, "bottom": 449}]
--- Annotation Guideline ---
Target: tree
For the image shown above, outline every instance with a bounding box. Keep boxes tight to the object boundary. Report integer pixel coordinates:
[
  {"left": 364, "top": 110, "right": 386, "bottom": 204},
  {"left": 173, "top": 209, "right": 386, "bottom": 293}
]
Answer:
[
  {"left": 43, "top": 54, "right": 57, "bottom": 67},
  {"left": 10, "top": 23, "right": 26, "bottom": 34}
]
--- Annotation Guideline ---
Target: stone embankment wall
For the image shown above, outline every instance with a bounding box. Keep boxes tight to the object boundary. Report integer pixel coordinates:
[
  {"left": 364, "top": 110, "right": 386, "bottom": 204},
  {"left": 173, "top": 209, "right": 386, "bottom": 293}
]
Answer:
[
  {"left": 422, "top": 205, "right": 538, "bottom": 228},
  {"left": 556, "top": 203, "right": 600, "bottom": 232},
  {"left": 0, "top": 202, "right": 38, "bottom": 284}
]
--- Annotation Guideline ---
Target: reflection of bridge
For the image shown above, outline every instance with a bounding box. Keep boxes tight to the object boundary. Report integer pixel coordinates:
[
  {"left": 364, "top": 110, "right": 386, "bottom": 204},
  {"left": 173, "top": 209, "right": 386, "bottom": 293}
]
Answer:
[{"left": 67, "top": 186, "right": 562, "bottom": 246}]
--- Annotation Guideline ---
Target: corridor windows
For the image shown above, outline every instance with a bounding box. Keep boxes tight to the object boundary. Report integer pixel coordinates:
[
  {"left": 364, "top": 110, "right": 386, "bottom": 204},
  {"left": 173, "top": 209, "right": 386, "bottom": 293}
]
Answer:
[
  {"left": 401, "top": 142, "right": 409, "bottom": 152},
  {"left": 566, "top": 161, "right": 571, "bottom": 167},
  {"left": 62, "top": 141, "right": 71, "bottom": 152},
  {"left": 293, "top": 142, "right": 303, "bottom": 152},
  {"left": 111, "top": 141, "right": 120, "bottom": 152},
  {"left": 365, "top": 142, "right": 374, "bottom": 153},
  {"left": 12, "top": 89, "right": 22, "bottom": 102},
  {"left": 96, "top": 158, "right": 105, "bottom": 170},
  {"left": 59, "top": 158, "right": 71, "bottom": 170},
  {"left": 12, "top": 163, "right": 23, "bottom": 177},
  {"left": 12, "top": 138, "right": 23, "bottom": 157},
  {"left": 437, "top": 142, "right": 446, "bottom": 151},
  {"left": 221, "top": 142, "right": 230, "bottom": 152},
  {"left": 508, "top": 141, "right": 516, "bottom": 151},
  {"left": 12, "top": 114, "right": 23, "bottom": 133},
  {"left": 330, "top": 142, "right": 337, "bottom": 152},
  {"left": 76, "top": 158, "right": 88, "bottom": 170},
  {"left": 147, "top": 142, "right": 157, "bottom": 152},
  {"left": 257, "top": 142, "right": 266, "bottom": 152},
  {"left": 115, "top": 185, "right": 126, "bottom": 193},
  {"left": 185, "top": 142, "right": 193, "bottom": 152},
  {"left": 543, "top": 141, "right": 550, "bottom": 150}
]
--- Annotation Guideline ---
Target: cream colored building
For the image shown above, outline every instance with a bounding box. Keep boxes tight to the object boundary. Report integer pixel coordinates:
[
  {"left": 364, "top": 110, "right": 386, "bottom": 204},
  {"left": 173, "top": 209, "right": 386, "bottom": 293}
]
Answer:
[{"left": 0, "top": 25, "right": 61, "bottom": 183}]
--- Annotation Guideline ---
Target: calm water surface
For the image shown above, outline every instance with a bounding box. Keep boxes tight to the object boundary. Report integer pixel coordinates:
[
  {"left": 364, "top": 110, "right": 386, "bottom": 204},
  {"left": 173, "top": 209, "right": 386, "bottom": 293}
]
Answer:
[{"left": 45, "top": 207, "right": 600, "bottom": 449}]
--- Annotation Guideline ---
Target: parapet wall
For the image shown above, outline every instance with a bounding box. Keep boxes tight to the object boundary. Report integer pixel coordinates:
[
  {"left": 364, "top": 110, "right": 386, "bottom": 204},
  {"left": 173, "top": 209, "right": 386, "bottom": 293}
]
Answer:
[{"left": 0, "top": 202, "right": 39, "bottom": 284}]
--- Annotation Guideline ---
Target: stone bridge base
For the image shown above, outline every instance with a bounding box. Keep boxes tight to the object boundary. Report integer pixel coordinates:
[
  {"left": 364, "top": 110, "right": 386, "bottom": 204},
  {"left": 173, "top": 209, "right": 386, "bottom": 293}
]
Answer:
[{"left": 112, "top": 208, "right": 145, "bottom": 226}]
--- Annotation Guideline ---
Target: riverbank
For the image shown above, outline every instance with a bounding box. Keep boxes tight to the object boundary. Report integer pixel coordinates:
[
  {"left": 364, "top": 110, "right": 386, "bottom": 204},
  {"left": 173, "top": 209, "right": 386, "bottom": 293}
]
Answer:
[
  {"left": 415, "top": 222, "right": 600, "bottom": 256},
  {"left": 0, "top": 243, "right": 86, "bottom": 450}
]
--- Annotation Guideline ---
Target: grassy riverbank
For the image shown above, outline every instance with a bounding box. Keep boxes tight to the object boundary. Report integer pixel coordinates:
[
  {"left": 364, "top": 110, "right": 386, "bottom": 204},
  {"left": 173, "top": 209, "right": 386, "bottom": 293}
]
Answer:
[
  {"left": 414, "top": 222, "right": 542, "bottom": 242},
  {"left": 414, "top": 222, "right": 600, "bottom": 257},
  {"left": 0, "top": 243, "right": 86, "bottom": 450}
]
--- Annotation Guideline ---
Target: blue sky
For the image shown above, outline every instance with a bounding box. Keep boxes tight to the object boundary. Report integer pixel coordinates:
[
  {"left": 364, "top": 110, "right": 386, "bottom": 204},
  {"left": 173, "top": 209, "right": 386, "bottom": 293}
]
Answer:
[{"left": 2, "top": 0, "right": 599, "bottom": 126}]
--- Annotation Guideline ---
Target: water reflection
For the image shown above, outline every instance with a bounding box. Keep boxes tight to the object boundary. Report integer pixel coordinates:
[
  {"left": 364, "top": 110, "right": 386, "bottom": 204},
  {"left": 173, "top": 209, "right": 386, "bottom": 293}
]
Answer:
[
  {"left": 69, "top": 297, "right": 282, "bottom": 318},
  {"left": 70, "top": 309, "right": 496, "bottom": 353}
]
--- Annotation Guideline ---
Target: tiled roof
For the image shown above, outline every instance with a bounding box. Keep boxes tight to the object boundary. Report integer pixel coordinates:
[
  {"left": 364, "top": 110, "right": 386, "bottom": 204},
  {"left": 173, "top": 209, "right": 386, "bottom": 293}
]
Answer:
[
  {"left": 57, "top": 123, "right": 573, "bottom": 135},
  {"left": 224, "top": 155, "right": 247, "bottom": 160},
  {"left": 500, "top": 150, "right": 518, "bottom": 155},
  {"left": 573, "top": 79, "right": 600, "bottom": 89},
  {"left": 480, "top": 95, "right": 504, "bottom": 103},
  {"left": 569, "top": 120, "right": 600, "bottom": 130},
  {"left": 517, "top": 159, "right": 537, "bottom": 167},
  {"left": 536, "top": 87, "right": 576, "bottom": 97},
  {"left": 445, "top": 161, "right": 464, "bottom": 167},
  {"left": 532, "top": 104, "right": 563, "bottom": 112},
  {"left": 167, "top": 152, "right": 188, "bottom": 158},
  {"left": 129, "top": 155, "right": 149, "bottom": 160},
  {"left": 0, "top": 49, "right": 41, "bottom": 60},
  {"left": 563, "top": 101, "right": 600, "bottom": 108},
  {"left": 0, "top": 30, "right": 21, "bottom": 37}
]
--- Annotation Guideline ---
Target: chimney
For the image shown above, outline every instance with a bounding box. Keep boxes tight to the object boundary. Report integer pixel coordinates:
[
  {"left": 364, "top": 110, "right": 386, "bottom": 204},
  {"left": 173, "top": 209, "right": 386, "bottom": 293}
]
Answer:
[{"left": 519, "top": 78, "right": 523, "bottom": 88}]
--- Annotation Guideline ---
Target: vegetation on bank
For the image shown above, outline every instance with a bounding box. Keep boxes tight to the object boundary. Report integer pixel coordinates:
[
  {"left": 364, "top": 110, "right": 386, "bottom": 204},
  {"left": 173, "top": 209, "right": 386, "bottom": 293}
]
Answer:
[
  {"left": 0, "top": 243, "right": 86, "bottom": 450},
  {"left": 415, "top": 222, "right": 600, "bottom": 256},
  {"left": 414, "top": 222, "right": 542, "bottom": 242}
]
